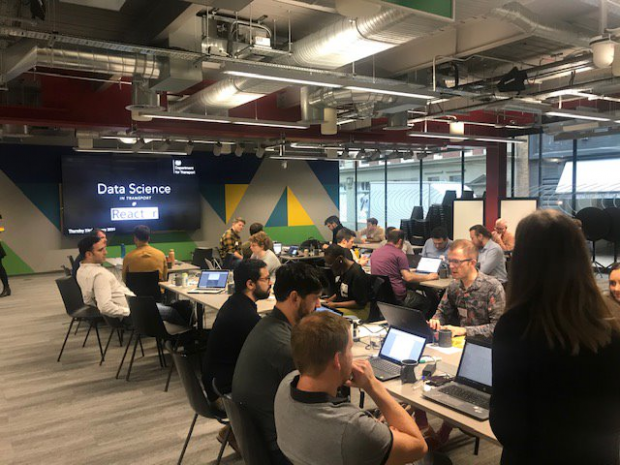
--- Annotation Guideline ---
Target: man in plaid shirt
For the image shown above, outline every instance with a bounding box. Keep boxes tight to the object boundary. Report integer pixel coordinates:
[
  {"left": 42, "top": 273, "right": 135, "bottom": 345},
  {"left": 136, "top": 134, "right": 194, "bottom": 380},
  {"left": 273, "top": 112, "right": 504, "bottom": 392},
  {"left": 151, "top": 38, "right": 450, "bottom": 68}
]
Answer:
[
  {"left": 219, "top": 217, "right": 246, "bottom": 260},
  {"left": 429, "top": 239, "right": 505, "bottom": 339}
]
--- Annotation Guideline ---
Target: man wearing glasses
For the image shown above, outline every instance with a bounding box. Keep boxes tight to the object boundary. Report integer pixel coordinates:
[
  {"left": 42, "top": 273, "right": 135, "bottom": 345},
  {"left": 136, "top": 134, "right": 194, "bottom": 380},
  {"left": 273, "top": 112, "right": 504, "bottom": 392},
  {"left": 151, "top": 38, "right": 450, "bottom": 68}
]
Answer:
[{"left": 429, "top": 239, "right": 505, "bottom": 339}]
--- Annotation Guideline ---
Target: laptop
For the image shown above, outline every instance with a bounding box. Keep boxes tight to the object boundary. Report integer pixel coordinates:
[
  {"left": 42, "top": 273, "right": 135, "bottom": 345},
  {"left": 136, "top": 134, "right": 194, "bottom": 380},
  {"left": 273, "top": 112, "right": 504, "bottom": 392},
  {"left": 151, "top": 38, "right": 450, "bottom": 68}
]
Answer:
[
  {"left": 287, "top": 245, "right": 299, "bottom": 256},
  {"left": 273, "top": 242, "right": 283, "bottom": 256},
  {"left": 422, "top": 338, "right": 493, "bottom": 420},
  {"left": 407, "top": 254, "right": 421, "bottom": 269},
  {"left": 415, "top": 257, "right": 441, "bottom": 274},
  {"left": 315, "top": 306, "right": 344, "bottom": 316},
  {"left": 378, "top": 302, "right": 435, "bottom": 343},
  {"left": 188, "top": 270, "right": 229, "bottom": 294},
  {"left": 369, "top": 327, "right": 427, "bottom": 381}
]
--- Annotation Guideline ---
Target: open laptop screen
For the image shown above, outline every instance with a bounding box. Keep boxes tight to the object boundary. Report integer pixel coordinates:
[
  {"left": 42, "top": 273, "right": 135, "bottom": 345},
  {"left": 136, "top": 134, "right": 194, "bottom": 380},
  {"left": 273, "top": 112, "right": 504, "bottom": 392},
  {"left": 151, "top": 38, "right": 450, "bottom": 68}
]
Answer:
[
  {"left": 198, "top": 270, "right": 229, "bottom": 289},
  {"left": 273, "top": 242, "right": 282, "bottom": 255},
  {"left": 379, "top": 327, "right": 426, "bottom": 364},
  {"left": 456, "top": 340, "right": 493, "bottom": 392},
  {"left": 416, "top": 257, "right": 441, "bottom": 273}
]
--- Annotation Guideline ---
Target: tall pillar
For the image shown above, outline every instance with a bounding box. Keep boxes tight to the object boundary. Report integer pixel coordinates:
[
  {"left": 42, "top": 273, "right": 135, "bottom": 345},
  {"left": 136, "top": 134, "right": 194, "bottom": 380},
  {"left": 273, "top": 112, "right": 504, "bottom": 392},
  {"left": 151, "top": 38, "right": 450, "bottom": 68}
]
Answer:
[{"left": 485, "top": 143, "right": 507, "bottom": 229}]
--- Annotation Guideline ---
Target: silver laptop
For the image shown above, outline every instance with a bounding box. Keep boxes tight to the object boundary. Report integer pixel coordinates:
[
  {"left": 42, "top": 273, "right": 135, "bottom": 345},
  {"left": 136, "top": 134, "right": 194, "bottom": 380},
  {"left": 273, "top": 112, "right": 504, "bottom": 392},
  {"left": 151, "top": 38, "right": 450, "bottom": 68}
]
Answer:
[
  {"left": 273, "top": 242, "right": 283, "bottom": 256},
  {"left": 423, "top": 338, "right": 492, "bottom": 420},
  {"left": 188, "top": 270, "right": 229, "bottom": 294},
  {"left": 369, "top": 327, "right": 427, "bottom": 381},
  {"left": 415, "top": 257, "right": 441, "bottom": 274}
]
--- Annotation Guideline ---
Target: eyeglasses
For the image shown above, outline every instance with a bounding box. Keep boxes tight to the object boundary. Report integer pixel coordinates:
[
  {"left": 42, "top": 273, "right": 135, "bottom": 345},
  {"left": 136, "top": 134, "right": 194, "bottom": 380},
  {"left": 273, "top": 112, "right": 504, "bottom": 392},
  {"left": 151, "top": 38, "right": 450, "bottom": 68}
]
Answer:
[
  {"left": 256, "top": 277, "right": 272, "bottom": 283},
  {"left": 447, "top": 258, "right": 472, "bottom": 266}
]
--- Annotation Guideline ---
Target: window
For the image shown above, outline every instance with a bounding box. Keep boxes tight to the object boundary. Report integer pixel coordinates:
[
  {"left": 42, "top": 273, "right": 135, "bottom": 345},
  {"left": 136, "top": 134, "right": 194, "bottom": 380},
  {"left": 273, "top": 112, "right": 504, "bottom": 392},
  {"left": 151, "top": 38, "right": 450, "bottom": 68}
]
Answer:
[
  {"left": 339, "top": 160, "right": 356, "bottom": 230},
  {"left": 386, "top": 158, "right": 419, "bottom": 228},
  {"left": 357, "top": 160, "right": 385, "bottom": 230}
]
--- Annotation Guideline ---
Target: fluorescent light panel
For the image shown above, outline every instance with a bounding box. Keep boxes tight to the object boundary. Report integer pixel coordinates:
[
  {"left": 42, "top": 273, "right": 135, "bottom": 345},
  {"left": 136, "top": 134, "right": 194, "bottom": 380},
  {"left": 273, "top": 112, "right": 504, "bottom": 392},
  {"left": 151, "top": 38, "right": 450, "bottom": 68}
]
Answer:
[
  {"left": 407, "top": 132, "right": 526, "bottom": 144},
  {"left": 143, "top": 111, "right": 309, "bottom": 130},
  {"left": 224, "top": 70, "right": 343, "bottom": 88},
  {"left": 346, "top": 85, "right": 435, "bottom": 100},
  {"left": 73, "top": 148, "right": 188, "bottom": 156},
  {"left": 546, "top": 110, "right": 611, "bottom": 122}
]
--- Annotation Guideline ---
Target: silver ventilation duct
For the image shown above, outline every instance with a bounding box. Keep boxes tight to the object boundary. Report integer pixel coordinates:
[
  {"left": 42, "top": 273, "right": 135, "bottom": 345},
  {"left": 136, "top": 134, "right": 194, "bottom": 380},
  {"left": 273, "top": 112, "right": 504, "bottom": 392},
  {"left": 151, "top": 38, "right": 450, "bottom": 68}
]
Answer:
[
  {"left": 170, "top": 6, "right": 435, "bottom": 112},
  {"left": 488, "top": 2, "right": 591, "bottom": 48}
]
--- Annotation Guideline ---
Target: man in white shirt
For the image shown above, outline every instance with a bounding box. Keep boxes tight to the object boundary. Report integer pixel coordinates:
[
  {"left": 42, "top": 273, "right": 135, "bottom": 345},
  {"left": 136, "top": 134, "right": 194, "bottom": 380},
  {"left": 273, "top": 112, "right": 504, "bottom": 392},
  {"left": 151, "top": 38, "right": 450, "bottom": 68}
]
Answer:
[{"left": 76, "top": 236, "right": 191, "bottom": 326}]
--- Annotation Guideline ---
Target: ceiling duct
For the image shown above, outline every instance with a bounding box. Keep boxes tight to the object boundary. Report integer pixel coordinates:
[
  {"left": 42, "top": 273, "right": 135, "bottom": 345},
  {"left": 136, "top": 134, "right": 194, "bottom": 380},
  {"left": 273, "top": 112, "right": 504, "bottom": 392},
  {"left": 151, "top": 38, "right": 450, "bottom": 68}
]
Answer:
[
  {"left": 127, "top": 79, "right": 163, "bottom": 122},
  {"left": 384, "top": 112, "right": 409, "bottom": 131},
  {"left": 170, "top": 6, "right": 447, "bottom": 112},
  {"left": 488, "top": 2, "right": 591, "bottom": 48},
  {"left": 300, "top": 86, "right": 324, "bottom": 124}
]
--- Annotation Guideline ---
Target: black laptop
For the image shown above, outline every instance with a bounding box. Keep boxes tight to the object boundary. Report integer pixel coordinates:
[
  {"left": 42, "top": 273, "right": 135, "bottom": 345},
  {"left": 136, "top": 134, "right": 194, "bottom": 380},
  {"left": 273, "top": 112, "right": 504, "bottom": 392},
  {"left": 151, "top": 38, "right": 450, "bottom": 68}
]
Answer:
[{"left": 378, "top": 302, "right": 435, "bottom": 343}]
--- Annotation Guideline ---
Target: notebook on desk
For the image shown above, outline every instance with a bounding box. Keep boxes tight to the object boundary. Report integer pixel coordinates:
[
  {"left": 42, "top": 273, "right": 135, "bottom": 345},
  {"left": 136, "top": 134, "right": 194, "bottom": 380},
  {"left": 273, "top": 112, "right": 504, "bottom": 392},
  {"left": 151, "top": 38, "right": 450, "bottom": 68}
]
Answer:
[
  {"left": 422, "top": 338, "right": 492, "bottom": 420},
  {"left": 188, "top": 270, "right": 229, "bottom": 294},
  {"left": 368, "top": 326, "right": 426, "bottom": 381}
]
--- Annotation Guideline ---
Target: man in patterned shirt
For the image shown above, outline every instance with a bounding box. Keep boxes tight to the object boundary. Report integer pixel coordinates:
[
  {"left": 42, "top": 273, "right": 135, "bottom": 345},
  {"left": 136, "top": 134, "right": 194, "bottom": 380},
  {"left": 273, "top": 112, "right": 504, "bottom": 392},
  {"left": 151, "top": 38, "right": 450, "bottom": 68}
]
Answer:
[
  {"left": 429, "top": 239, "right": 505, "bottom": 339},
  {"left": 219, "top": 217, "right": 246, "bottom": 260}
]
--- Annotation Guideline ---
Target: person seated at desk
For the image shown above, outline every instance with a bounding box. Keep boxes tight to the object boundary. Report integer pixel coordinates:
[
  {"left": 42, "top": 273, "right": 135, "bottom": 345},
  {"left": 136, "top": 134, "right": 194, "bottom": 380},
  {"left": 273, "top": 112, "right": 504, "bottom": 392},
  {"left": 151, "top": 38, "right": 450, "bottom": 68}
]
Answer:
[
  {"left": 469, "top": 224, "right": 508, "bottom": 284},
  {"left": 233, "top": 262, "right": 323, "bottom": 465},
  {"left": 241, "top": 222, "right": 264, "bottom": 259},
  {"left": 250, "top": 231, "right": 281, "bottom": 280},
  {"left": 491, "top": 218, "right": 515, "bottom": 251},
  {"left": 429, "top": 239, "right": 505, "bottom": 339},
  {"left": 605, "top": 262, "right": 620, "bottom": 320},
  {"left": 122, "top": 225, "right": 167, "bottom": 282},
  {"left": 72, "top": 227, "right": 107, "bottom": 279},
  {"left": 203, "top": 259, "right": 270, "bottom": 401},
  {"left": 76, "top": 236, "right": 192, "bottom": 327},
  {"left": 218, "top": 217, "right": 245, "bottom": 261},
  {"left": 322, "top": 215, "right": 344, "bottom": 249},
  {"left": 371, "top": 229, "right": 438, "bottom": 314},
  {"left": 323, "top": 245, "right": 370, "bottom": 320},
  {"left": 421, "top": 227, "right": 452, "bottom": 260},
  {"left": 358, "top": 217, "right": 385, "bottom": 243},
  {"left": 490, "top": 210, "right": 620, "bottom": 465},
  {"left": 382, "top": 226, "right": 415, "bottom": 255},
  {"left": 336, "top": 228, "right": 369, "bottom": 266},
  {"left": 275, "top": 311, "right": 428, "bottom": 465}
]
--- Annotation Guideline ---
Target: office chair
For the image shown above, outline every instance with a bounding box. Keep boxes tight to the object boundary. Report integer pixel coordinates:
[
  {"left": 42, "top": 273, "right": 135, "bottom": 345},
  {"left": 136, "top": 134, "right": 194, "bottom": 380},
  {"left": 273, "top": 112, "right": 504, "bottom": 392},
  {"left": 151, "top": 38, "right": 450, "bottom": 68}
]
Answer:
[
  {"left": 604, "top": 207, "right": 620, "bottom": 263},
  {"left": 125, "top": 270, "right": 162, "bottom": 303},
  {"left": 117, "top": 296, "right": 191, "bottom": 391},
  {"left": 166, "top": 343, "right": 229, "bottom": 465},
  {"left": 55, "top": 276, "right": 104, "bottom": 362},
  {"left": 576, "top": 207, "right": 611, "bottom": 274},
  {"left": 367, "top": 275, "right": 398, "bottom": 323}
]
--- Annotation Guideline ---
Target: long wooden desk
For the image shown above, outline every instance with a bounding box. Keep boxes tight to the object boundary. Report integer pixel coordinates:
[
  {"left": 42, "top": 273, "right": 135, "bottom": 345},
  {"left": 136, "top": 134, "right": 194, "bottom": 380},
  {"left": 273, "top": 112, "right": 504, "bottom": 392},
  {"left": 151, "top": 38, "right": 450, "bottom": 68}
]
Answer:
[
  {"left": 160, "top": 281, "right": 276, "bottom": 314},
  {"left": 358, "top": 243, "right": 423, "bottom": 252},
  {"left": 419, "top": 278, "right": 453, "bottom": 290},
  {"left": 353, "top": 331, "right": 499, "bottom": 446},
  {"left": 280, "top": 253, "right": 324, "bottom": 263},
  {"left": 106, "top": 258, "right": 199, "bottom": 278}
]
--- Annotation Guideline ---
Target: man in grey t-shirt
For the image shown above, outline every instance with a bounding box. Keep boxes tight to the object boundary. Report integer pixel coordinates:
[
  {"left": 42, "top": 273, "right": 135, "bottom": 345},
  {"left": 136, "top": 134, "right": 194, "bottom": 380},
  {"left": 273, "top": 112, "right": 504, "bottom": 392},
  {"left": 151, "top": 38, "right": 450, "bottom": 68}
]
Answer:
[{"left": 275, "top": 312, "right": 428, "bottom": 465}]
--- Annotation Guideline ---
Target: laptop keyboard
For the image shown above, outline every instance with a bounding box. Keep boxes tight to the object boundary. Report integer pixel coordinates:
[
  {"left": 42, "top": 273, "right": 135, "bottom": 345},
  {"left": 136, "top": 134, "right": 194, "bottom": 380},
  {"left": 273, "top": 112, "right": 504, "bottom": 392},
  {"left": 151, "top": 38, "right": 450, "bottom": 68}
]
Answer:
[
  {"left": 439, "top": 384, "right": 490, "bottom": 409},
  {"left": 370, "top": 358, "right": 400, "bottom": 376}
]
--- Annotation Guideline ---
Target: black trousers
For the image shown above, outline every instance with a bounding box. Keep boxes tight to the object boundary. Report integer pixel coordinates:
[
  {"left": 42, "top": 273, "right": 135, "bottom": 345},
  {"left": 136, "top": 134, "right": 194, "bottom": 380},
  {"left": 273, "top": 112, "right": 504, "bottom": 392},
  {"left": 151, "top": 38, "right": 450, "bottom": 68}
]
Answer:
[{"left": 0, "top": 258, "right": 8, "bottom": 289}]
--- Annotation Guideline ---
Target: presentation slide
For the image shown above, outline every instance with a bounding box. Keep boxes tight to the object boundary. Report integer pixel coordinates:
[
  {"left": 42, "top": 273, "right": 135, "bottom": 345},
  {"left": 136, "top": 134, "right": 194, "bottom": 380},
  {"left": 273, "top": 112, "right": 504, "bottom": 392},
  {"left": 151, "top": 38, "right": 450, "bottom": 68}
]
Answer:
[{"left": 62, "top": 155, "right": 201, "bottom": 235}]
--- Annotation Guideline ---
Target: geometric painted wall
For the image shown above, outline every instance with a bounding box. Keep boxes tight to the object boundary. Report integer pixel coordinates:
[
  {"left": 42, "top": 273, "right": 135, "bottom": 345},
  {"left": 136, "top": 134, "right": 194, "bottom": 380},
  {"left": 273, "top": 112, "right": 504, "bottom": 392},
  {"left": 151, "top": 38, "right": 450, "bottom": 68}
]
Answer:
[{"left": 0, "top": 143, "right": 339, "bottom": 275}]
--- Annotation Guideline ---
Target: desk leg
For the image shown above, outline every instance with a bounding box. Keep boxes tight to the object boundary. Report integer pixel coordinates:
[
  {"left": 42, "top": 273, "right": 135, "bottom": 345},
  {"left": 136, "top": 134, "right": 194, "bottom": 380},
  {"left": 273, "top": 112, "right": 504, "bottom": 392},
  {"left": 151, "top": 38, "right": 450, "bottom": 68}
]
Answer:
[{"left": 196, "top": 304, "right": 204, "bottom": 330}]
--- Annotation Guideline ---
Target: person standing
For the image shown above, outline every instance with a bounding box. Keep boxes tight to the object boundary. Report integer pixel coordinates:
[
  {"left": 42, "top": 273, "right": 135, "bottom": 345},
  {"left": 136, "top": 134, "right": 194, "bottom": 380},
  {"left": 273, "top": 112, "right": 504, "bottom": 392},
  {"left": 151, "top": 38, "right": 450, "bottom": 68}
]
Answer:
[
  {"left": 323, "top": 215, "right": 344, "bottom": 246},
  {"left": 0, "top": 214, "right": 10, "bottom": 297},
  {"left": 490, "top": 210, "right": 620, "bottom": 464}
]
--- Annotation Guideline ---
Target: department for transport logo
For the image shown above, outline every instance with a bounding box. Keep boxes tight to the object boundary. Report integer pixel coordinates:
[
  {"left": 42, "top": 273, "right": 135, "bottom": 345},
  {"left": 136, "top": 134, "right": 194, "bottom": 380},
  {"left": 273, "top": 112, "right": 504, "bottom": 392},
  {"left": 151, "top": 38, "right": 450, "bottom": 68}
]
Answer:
[{"left": 172, "top": 159, "right": 196, "bottom": 175}]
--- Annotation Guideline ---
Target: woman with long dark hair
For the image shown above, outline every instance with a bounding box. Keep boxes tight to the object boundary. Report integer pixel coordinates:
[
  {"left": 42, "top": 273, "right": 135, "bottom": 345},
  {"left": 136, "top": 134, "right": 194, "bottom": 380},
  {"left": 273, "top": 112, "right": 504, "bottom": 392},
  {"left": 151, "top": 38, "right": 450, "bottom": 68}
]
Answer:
[
  {"left": 0, "top": 214, "right": 10, "bottom": 297},
  {"left": 490, "top": 210, "right": 620, "bottom": 464}
]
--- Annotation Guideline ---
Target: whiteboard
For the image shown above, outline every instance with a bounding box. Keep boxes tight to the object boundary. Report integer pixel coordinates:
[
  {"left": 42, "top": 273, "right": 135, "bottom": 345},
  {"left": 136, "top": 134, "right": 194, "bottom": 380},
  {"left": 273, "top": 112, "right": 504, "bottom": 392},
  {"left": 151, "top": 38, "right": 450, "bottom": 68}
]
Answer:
[
  {"left": 499, "top": 199, "right": 538, "bottom": 233},
  {"left": 453, "top": 200, "right": 485, "bottom": 240}
]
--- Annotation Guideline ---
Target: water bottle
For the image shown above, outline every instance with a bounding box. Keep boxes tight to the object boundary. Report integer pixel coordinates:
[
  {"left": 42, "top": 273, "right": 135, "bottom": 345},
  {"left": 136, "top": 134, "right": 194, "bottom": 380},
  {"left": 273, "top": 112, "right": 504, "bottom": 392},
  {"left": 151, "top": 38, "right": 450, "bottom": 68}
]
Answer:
[{"left": 120, "top": 243, "right": 126, "bottom": 258}]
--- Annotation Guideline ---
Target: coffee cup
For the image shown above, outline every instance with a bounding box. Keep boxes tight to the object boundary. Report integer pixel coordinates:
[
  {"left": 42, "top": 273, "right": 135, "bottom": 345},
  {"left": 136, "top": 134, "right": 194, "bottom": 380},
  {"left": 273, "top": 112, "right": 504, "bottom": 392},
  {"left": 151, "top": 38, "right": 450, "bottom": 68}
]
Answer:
[
  {"left": 174, "top": 274, "right": 183, "bottom": 287},
  {"left": 439, "top": 267, "right": 449, "bottom": 279},
  {"left": 400, "top": 359, "right": 419, "bottom": 384},
  {"left": 438, "top": 329, "right": 453, "bottom": 348}
]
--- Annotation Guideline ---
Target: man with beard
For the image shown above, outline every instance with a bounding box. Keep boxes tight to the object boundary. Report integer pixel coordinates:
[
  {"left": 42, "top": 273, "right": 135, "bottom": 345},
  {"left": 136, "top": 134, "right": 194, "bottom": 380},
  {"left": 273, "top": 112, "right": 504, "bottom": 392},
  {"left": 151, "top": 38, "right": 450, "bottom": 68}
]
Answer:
[
  {"left": 232, "top": 262, "right": 323, "bottom": 465},
  {"left": 202, "top": 259, "right": 271, "bottom": 401},
  {"left": 274, "top": 312, "right": 428, "bottom": 465}
]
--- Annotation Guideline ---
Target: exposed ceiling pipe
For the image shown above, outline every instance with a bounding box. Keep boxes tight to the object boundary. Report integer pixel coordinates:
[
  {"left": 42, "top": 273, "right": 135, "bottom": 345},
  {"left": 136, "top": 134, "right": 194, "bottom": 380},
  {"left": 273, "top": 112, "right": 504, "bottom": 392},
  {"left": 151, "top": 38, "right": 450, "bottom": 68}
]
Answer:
[
  {"left": 170, "top": 7, "right": 426, "bottom": 112},
  {"left": 488, "top": 2, "right": 592, "bottom": 48}
]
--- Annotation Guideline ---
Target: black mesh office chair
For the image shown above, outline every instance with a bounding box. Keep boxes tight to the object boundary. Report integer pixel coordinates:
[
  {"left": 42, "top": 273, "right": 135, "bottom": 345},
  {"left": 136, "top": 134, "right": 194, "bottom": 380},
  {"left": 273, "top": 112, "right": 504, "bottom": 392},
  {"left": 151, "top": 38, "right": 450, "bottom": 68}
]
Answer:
[
  {"left": 367, "top": 275, "right": 398, "bottom": 323},
  {"left": 576, "top": 207, "right": 611, "bottom": 273},
  {"left": 165, "top": 342, "right": 229, "bottom": 465},
  {"left": 191, "top": 247, "right": 214, "bottom": 268},
  {"left": 55, "top": 276, "right": 104, "bottom": 362},
  {"left": 125, "top": 270, "right": 162, "bottom": 303}
]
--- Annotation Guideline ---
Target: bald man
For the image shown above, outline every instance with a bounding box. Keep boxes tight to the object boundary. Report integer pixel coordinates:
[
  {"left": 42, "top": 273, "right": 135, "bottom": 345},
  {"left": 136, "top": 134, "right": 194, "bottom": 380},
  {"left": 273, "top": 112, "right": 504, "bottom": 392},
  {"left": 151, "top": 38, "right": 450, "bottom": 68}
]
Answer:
[{"left": 491, "top": 218, "right": 515, "bottom": 251}]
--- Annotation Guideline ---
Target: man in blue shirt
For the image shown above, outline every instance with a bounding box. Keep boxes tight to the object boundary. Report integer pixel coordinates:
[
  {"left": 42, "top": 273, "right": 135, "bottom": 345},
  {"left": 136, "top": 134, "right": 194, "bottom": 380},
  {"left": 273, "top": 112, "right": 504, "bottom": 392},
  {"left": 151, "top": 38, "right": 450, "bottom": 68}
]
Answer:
[
  {"left": 421, "top": 227, "right": 452, "bottom": 260},
  {"left": 469, "top": 224, "right": 508, "bottom": 283}
]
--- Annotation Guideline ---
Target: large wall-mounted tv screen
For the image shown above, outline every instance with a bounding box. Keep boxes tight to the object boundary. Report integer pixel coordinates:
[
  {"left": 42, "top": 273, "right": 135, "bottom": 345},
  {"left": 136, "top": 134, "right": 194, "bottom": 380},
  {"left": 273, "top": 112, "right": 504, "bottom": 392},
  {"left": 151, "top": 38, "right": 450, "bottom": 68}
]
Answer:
[{"left": 61, "top": 155, "right": 201, "bottom": 235}]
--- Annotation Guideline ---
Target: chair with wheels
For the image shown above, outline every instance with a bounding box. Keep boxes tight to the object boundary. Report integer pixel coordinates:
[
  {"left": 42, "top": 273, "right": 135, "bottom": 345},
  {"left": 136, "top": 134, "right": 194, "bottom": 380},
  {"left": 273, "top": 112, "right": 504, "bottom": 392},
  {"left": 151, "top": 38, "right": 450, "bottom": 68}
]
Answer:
[
  {"left": 55, "top": 276, "right": 104, "bottom": 362},
  {"left": 117, "top": 296, "right": 191, "bottom": 391},
  {"left": 165, "top": 342, "right": 229, "bottom": 465},
  {"left": 125, "top": 270, "right": 162, "bottom": 303}
]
